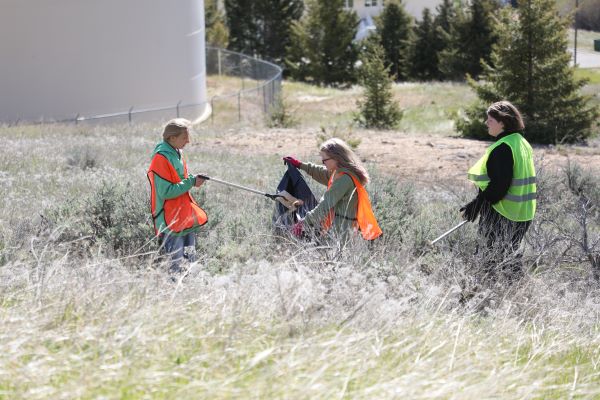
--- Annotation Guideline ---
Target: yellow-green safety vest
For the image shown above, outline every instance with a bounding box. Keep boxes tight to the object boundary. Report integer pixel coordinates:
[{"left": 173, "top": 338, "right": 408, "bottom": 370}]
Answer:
[{"left": 467, "top": 133, "right": 536, "bottom": 222}]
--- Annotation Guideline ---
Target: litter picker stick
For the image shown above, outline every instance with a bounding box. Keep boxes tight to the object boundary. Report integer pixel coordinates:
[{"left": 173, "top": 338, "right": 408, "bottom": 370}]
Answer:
[
  {"left": 429, "top": 220, "right": 468, "bottom": 246},
  {"left": 196, "top": 174, "right": 283, "bottom": 200}
]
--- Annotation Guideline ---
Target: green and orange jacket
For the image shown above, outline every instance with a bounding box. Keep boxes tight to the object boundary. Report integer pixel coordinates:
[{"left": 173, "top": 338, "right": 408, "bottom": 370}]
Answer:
[{"left": 147, "top": 141, "right": 207, "bottom": 236}]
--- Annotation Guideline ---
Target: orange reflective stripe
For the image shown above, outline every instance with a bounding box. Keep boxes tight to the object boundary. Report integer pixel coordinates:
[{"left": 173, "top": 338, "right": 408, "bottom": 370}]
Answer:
[
  {"left": 321, "top": 171, "right": 382, "bottom": 240},
  {"left": 147, "top": 153, "right": 207, "bottom": 235}
]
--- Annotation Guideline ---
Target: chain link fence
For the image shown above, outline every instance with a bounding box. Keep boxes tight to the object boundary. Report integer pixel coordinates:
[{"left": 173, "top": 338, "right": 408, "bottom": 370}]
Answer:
[{"left": 206, "top": 46, "right": 282, "bottom": 126}]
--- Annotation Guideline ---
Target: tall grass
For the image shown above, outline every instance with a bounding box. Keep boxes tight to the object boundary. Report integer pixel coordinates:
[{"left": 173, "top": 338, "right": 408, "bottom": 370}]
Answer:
[{"left": 1, "top": 121, "right": 600, "bottom": 398}]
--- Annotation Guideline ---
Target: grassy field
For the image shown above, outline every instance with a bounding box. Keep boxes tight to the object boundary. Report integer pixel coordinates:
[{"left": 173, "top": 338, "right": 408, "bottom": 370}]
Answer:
[
  {"left": 2, "top": 70, "right": 600, "bottom": 398},
  {"left": 1, "top": 105, "right": 600, "bottom": 398},
  {"left": 208, "top": 76, "right": 476, "bottom": 135}
]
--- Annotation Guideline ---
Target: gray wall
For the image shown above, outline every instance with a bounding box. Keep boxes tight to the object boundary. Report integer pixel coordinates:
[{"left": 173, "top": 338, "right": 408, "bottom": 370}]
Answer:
[{"left": 0, "top": 0, "right": 207, "bottom": 122}]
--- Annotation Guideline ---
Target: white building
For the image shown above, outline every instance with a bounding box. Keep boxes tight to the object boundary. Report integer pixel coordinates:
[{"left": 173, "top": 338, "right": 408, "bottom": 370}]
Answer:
[{"left": 0, "top": 0, "right": 208, "bottom": 123}]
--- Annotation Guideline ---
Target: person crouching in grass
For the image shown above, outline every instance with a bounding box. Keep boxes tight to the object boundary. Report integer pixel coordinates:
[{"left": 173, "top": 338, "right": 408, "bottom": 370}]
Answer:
[
  {"left": 283, "top": 137, "right": 382, "bottom": 245},
  {"left": 147, "top": 118, "right": 207, "bottom": 274}
]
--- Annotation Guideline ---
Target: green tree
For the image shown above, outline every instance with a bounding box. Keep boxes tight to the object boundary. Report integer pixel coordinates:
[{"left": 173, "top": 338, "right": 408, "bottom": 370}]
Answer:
[
  {"left": 224, "top": 0, "right": 256, "bottom": 54},
  {"left": 255, "top": 0, "right": 304, "bottom": 64},
  {"left": 457, "top": 0, "right": 598, "bottom": 144},
  {"left": 355, "top": 40, "right": 402, "bottom": 129},
  {"left": 431, "top": 0, "right": 457, "bottom": 80},
  {"left": 224, "top": 0, "right": 303, "bottom": 63},
  {"left": 205, "top": 0, "right": 229, "bottom": 48},
  {"left": 438, "top": 0, "right": 499, "bottom": 81},
  {"left": 410, "top": 8, "right": 438, "bottom": 80},
  {"left": 286, "top": 0, "right": 359, "bottom": 86},
  {"left": 375, "top": 0, "right": 413, "bottom": 82}
]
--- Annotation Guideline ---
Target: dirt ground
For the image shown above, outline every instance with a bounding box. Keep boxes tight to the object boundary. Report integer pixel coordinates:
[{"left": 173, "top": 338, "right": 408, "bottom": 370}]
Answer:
[{"left": 200, "top": 128, "right": 600, "bottom": 184}]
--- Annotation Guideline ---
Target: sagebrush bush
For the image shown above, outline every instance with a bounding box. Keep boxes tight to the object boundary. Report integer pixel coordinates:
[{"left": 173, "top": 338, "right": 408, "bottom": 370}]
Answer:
[
  {"left": 369, "top": 176, "right": 418, "bottom": 245},
  {"left": 65, "top": 144, "right": 101, "bottom": 170},
  {"left": 532, "top": 161, "right": 600, "bottom": 279},
  {"left": 266, "top": 94, "right": 298, "bottom": 128},
  {"left": 42, "top": 180, "right": 154, "bottom": 259}
]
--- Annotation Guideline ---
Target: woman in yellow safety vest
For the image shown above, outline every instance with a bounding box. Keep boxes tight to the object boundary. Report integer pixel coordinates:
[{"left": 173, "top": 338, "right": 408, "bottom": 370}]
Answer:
[
  {"left": 461, "top": 101, "right": 536, "bottom": 281},
  {"left": 147, "top": 118, "right": 208, "bottom": 274},
  {"left": 283, "top": 138, "right": 382, "bottom": 243}
]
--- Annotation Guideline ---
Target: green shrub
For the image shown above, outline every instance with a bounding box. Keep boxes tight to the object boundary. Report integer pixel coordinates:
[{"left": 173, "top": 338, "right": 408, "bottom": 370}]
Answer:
[
  {"left": 65, "top": 145, "right": 100, "bottom": 170},
  {"left": 43, "top": 181, "right": 153, "bottom": 258},
  {"left": 369, "top": 176, "right": 418, "bottom": 245},
  {"left": 267, "top": 94, "right": 298, "bottom": 128},
  {"left": 454, "top": 101, "right": 488, "bottom": 140}
]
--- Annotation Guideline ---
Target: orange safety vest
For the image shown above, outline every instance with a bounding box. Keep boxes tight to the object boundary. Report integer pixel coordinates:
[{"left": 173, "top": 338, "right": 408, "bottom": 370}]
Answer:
[
  {"left": 322, "top": 171, "right": 382, "bottom": 240},
  {"left": 147, "top": 153, "right": 208, "bottom": 235}
]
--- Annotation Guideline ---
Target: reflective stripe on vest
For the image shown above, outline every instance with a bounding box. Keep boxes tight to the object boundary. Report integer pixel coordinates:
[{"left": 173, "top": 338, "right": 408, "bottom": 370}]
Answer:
[
  {"left": 147, "top": 153, "right": 208, "bottom": 235},
  {"left": 467, "top": 133, "right": 536, "bottom": 221},
  {"left": 322, "top": 171, "right": 382, "bottom": 240},
  {"left": 467, "top": 174, "right": 537, "bottom": 187}
]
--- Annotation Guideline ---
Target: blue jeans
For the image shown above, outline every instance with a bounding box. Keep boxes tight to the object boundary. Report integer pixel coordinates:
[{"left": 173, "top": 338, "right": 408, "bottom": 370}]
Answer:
[{"left": 161, "top": 232, "right": 196, "bottom": 272}]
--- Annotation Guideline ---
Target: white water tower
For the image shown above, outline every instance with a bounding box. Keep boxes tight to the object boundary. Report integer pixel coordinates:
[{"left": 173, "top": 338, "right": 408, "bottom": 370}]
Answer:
[{"left": 0, "top": 0, "right": 207, "bottom": 123}]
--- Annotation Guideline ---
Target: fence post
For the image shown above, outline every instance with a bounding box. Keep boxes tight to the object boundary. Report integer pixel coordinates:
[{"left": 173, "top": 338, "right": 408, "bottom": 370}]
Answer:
[
  {"left": 254, "top": 55, "right": 259, "bottom": 88},
  {"left": 128, "top": 106, "right": 133, "bottom": 123},
  {"left": 218, "top": 48, "right": 222, "bottom": 76},
  {"left": 75, "top": 114, "right": 79, "bottom": 125},
  {"left": 238, "top": 92, "right": 241, "bottom": 122},
  {"left": 271, "top": 80, "right": 275, "bottom": 110},
  {"left": 176, "top": 100, "right": 181, "bottom": 118}
]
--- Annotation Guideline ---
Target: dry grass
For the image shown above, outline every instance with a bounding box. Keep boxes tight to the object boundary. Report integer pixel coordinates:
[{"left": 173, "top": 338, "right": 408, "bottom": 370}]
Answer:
[
  {"left": 3, "top": 250, "right": 600, "bottom": 399},
  {"left": 1, "top": 83, "right": 599, "bottom": 398}
]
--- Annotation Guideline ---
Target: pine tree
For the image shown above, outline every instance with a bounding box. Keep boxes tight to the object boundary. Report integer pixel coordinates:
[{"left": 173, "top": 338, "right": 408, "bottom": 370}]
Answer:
[
  {"left": 438, "top": 0, "right": 498, "bottom": 81},
  {"left": 456, "top": 0, "right": 598, "bottom": 144},
  {"left": 224, "top": 0, "right": 303, "bottom": 64},
  {"left": 205, "top": 0, "right": 229, "bottom": 48},
  {"left": 355, "top": 40, "right": 402, "bottom": 129},
  {"left": 411, "top": 8, "right": 439, "bottom": 81},
  {"left": 286, "top": 0, "right": 359, "bottom": 86},
  {"left": 224, "top": 0, "right": 257, "bottom": 54},
  {"left": 375, "top": 0, "right": 413, "bottom": 82},
  {"left": 255, "top": 0, "right": 303, "bottom": 64},
  {"left": 428, "top": 0, "right": 458, "bottom": 80}
]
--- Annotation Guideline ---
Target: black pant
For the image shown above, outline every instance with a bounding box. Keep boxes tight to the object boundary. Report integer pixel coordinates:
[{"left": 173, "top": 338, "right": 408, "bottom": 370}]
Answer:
[{"left": 477, "top": 201, "right": 531, "bottom": 281}]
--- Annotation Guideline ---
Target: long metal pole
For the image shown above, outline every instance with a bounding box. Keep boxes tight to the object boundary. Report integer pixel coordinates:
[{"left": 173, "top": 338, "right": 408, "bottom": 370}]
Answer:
[
  {"left": 196, "top": 174, "right": 279, "bottom": 198},
  {"left": 429, "top": 220, "right": 468, "bottom": 246}
]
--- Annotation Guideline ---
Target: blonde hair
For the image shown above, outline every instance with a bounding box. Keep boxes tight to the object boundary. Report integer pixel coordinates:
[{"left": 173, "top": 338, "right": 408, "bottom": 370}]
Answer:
[
  {"left": 163, "top": 118, "right": 191, "bottom": 141},
  {"left": 320, "top": 138, "right": 369, "bottom": 184}
]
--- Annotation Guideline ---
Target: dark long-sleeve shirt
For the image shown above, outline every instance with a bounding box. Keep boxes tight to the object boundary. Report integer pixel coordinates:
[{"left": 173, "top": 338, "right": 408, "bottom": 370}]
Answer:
[
  {"left": 472, "top": 131, "right": 517, "bottom": 209},
  {"left": 482, "top": 131, "right": 514, "bottom": 204}
]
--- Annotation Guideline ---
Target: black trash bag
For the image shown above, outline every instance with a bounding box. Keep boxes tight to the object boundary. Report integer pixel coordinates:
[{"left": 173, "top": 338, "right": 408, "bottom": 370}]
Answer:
[{"left": 272, "top": 162, "right": 318, "bottom": 230}]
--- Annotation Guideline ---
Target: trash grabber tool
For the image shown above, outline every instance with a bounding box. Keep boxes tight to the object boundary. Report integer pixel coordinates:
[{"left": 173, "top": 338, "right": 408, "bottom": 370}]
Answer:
[
  {"left": 196, "top": 174, "right": 284, "bottom": 201},
  {"left": 429, "top": 220, "right": 468, "bottom": 246}
]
